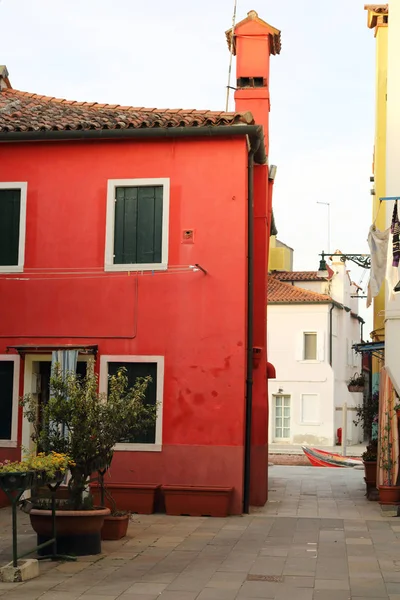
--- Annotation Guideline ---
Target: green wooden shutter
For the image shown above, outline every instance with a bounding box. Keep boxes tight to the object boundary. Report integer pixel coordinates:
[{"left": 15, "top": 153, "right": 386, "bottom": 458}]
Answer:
[
  {"left": 108, "top": 362, "right": 157, "bottom": 443},
  {"left": 0, "top": 361, "right": 14, "bottom": 440},
  {"left": 0, "top": 190, "right": 21, "bottom": 266},
  {"left": 113, "top": 186, "right": 163, "bottom": 265}
]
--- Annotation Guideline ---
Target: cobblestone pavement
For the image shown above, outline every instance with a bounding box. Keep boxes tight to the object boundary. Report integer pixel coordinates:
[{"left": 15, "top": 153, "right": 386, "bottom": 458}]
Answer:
[{"left": 0, "top": 466, "right": 399, "bottom": 600}]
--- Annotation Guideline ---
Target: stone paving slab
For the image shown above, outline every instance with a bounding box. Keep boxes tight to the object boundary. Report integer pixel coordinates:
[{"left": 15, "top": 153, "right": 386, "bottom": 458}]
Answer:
[{"left": 0, "top": 467, "right": 399, "bottom": 598}]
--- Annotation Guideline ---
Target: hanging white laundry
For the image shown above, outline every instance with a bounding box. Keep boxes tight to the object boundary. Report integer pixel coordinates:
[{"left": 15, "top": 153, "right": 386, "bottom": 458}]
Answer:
[{"left": 367, "top": 225, "right": 390, "bottom": 308}]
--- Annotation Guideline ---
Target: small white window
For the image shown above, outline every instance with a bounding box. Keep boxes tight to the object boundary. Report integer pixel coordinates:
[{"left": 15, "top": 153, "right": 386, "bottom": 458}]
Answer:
[
  {"left": 304, "top": 332, "right": 317, "bottom": 360},
  {"left": 105, "top": 178, "right": 170, "bottom": 272},
  {"left": 99, "top": 355, "right": 164, "bottom": 451},
  {"left": 301, "top": 394, "right": 320, "bottom": 424},
  {"left": 0, "top": 355, "right": 20, "bottom": 447},
  {"left": 0, "top": 183, "right": 27, "bottom": 273}
]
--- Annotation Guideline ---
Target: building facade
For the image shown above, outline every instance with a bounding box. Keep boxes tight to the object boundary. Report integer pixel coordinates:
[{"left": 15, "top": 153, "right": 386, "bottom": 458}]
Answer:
[
  {"left": 0, "top": 10, "right": 280, "bottom": 513},
  {"left": 365, "top": 4, "right": 388, "bottom": 393},
  {"left": 268, "top": 257, "right": 364, "bottom": 447}
]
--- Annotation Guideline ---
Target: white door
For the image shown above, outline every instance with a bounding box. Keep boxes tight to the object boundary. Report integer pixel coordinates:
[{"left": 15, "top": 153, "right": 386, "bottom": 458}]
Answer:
[{"left": 274, "top": 395, "right": 291, "bottom": 441}]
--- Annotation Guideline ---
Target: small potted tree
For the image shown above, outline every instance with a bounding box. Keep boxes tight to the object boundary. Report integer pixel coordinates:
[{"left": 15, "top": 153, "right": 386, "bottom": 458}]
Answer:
[
  {"left": 347, "top": 373, "right": 365, "bottom": 393},
  {"left": 22, "top": 362, "right": 155, "bottom": 555}
]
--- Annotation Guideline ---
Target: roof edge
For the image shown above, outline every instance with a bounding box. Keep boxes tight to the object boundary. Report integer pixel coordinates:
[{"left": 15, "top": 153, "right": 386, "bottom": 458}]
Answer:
[{"left": 0, "top": 123, "right": 267, "bottom": 164}]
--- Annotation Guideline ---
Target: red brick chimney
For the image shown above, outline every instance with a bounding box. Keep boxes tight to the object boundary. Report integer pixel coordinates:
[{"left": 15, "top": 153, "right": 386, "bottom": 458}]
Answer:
[{"left": 226, "top": 10, "right": 281, "bottom": 155}]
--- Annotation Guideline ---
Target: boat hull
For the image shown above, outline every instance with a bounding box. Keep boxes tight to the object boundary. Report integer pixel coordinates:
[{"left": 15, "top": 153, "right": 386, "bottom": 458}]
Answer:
[{"left": 302, "top": 446, "right": 362, "bottom": 468}]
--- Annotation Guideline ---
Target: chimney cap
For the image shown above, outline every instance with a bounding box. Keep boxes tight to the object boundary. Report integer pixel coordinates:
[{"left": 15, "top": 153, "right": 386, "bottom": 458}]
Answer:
[
  {"left": 0, "top": 66, "right": 12, "bottom": 91},
  {"left": 225, "top": 10, "right": 281, "bottom": 56},
  {"left": 364, "top": 4, "right": 388, "bottom": 30}
]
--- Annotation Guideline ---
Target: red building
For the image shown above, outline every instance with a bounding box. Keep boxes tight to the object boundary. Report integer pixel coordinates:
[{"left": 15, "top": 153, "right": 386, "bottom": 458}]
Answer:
[{"left": 0, "top": 10, "right": 280, "bottom": 514}]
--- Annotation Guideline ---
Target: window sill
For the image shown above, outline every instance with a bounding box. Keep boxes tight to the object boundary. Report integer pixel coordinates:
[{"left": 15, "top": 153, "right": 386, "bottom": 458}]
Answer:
[
  {"left": 0, "top": 266, "right": 23, "bottom": 274},
  {"left": 299, "top": 360, "right": 321, "bottom": 364},
  {"left": 105, "top": 263, "right": 167, "bottom": 273},
  {"left": 0, "top": 440, "right": 18, "bottom": 448},
  {"left": 114, "top": 443, "right": 162, "bottom": 452}
]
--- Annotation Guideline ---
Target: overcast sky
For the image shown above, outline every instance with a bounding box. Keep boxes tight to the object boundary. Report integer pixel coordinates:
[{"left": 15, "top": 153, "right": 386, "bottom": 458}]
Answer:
[{"left": 1, "top": 0, "right": 375, "bottom": 333}]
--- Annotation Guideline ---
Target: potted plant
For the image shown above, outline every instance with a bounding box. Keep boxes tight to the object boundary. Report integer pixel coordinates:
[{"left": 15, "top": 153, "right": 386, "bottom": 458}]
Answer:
[
  {"left": 378, "top": 408, "right": 400, "bottom": 504},
  {"left": 347, "top": 373, "right": 365, "bottom": 393},
  {"left": 362, "top": 439, "right": 378, "bottom": 489},
  {"left": 22, "top": 362, "right": 155, "bottom": 555}
]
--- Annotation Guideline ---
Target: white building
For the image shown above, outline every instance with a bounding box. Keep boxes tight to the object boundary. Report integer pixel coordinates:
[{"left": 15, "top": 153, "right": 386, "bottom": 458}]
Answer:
[{"left": 268, "top": 254, "right": 364, "bottom": 447}]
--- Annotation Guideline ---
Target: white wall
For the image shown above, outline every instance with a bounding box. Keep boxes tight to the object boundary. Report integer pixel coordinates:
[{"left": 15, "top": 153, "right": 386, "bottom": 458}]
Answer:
[
  {"left": 268, "top": 303, "right": 335, "bottom": 445},
  {"left": 385, "top": 0, "right": 400, "bottom": 394}
]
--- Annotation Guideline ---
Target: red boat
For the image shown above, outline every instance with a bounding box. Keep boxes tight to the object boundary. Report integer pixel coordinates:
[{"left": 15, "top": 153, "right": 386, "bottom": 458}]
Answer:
[{"left": 302, "top": 446, "right": 363, "bottom": 468}]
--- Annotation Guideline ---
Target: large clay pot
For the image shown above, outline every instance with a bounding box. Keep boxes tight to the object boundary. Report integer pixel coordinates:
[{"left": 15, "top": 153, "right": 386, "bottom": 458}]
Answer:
[
  {"left": 378, "top": 485, "right": 400, "bottom": 505},
  {"left": 30, "top": 507, "right": 110, "bottom": 555},
  {"left": 101, "top": 514, "right": 130, "bottom": 540},
  {"left": 363, "top": 461, "right": 377, "bottom": 487}
]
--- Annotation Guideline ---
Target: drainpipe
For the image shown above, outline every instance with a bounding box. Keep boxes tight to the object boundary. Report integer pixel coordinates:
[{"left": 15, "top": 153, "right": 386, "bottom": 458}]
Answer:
[
  {"left": 243, "top": 146, "right": 256, "bottom": 515},
  {"left": 329, "top": 304, "right": 334, "bottom": 366}
]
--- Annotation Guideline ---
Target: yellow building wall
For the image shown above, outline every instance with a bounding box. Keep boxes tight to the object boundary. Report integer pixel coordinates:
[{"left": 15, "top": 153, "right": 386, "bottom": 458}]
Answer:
[
  {"left": 372, "top": 23, "right": 387, "bottom": 343},
  {"left": 366, "top": 7, "right": 388, "bottom": 392},
  {"left": 268, "top": 236, "right": 293, "bottom": 272}
]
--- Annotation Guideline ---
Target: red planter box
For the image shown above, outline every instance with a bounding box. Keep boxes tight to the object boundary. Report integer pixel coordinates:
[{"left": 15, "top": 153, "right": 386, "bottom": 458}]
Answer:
[
  {"left": 162, "top": 485, "right": 233, "bottom": 517},
  {"left": 91, "top": 483, "right": 159, "bottom": 514}
]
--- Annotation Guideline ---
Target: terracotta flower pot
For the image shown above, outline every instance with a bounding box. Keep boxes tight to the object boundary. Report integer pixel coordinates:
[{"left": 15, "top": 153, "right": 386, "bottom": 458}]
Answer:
[
  {"left": 91, "top": 483, "right": 159, "bottom": 514},
  {"left": 348, "top": 385, "right": 364, "bottom": 393},
  {"left": 378, "top": 485, "right": 400, "bottom": 505},
  {"left": 30, "top": 506, "right": 110, "bottom": 556},
  {"left": 162, "top": 485, "right": 232, "bottom": 517},
  {"left": 363, "top": 461, "right": 377, "bottom": 487},
  {"left": 101, "top": 514, "right": 130, "bottom": 540}
]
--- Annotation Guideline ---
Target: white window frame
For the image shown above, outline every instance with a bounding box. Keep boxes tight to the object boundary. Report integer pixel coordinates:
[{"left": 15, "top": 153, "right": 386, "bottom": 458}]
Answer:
[
  {"left": 99, "top": 355, "right": 164, "bottom": 452},
  {"left": 273, "top": 394, "right": 291, "bottom": 441},
  {"left": 0, "top": 182, "right": 27, "bottom": 273},
  {"left": 0, "top": 354, "right": 20, "bottom": 448},
  {"left": 300, "top": 393, "right": 320, "bottom": 425},
  {"left": 105, "top": 178, "right": 170, "bottom": 272}
]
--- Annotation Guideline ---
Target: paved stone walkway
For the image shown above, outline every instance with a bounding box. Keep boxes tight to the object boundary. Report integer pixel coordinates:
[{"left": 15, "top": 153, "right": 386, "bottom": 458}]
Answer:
[{"left": 0, "top": 466, "right": 399, "bottom": 599}]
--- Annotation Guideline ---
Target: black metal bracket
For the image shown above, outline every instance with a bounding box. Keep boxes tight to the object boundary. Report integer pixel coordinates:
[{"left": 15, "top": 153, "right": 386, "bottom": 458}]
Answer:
[{"left": 319, "top": 252, "right": 371, "bottom": 270}]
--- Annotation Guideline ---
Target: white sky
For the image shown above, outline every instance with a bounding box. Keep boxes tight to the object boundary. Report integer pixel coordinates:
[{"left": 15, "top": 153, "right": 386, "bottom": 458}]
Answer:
[{"left": 1, "top": 0, "right": 376, "bottom": 335}]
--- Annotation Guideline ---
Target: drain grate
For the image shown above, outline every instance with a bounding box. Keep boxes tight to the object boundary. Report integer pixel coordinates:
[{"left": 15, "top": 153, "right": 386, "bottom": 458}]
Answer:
[{"left": 247, "top": 575, "right": 283, "bottom": 582}]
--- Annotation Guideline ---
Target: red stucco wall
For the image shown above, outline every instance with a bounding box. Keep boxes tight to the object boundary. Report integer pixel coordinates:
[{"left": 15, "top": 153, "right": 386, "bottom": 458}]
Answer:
[{"left": 0, "top": 136, "right": 250, "bottom": 513}]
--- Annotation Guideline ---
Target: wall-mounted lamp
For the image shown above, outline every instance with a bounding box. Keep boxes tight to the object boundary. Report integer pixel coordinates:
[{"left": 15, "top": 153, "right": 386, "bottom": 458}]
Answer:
[
  {"left": 269, "top": 165, "right": 277, "bottom": 181},
  {"left": 278, "top": 387, "right": 283, "bottom": 393}
]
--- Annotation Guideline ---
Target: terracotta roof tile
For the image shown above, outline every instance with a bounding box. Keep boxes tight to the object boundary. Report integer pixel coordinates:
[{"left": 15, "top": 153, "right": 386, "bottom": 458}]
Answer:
[
  {"left": 0, "top": 88, "right": 255, "bottom": 133},
  {"left": 268, "top": 277, "right": 331, "bottom": 304},
  {"left": 269, "top": 270, "right": 328, "bottom": 282}
]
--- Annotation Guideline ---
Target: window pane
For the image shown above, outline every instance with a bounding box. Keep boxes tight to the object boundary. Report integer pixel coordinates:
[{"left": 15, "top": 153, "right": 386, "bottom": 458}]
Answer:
[
  {"left": 276, "top": 406, "right": 282, "bottom": 416},
  {"left": 304, "top": 333, "right": 317, "bottom": 360},
  {"left": 108, "top": 362, "right": 157, "bottom": 443},
  {"left": 114, "top": 186, "right": 163, "bottom": 265},
  {"left": 301, "top": 394, "right": 319, "bottom": 423},
  {"left": 275, "top": 427, "right": 282, "bottom": 437},
  {"left": 275, "top": 396, "right": 282, "bottom": 407},
  {"left": 0, "top": 361, "right": 14, "bottom": 439},
  {"left": 0, "top": 190, "right": 20, "bottom": 266}
]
